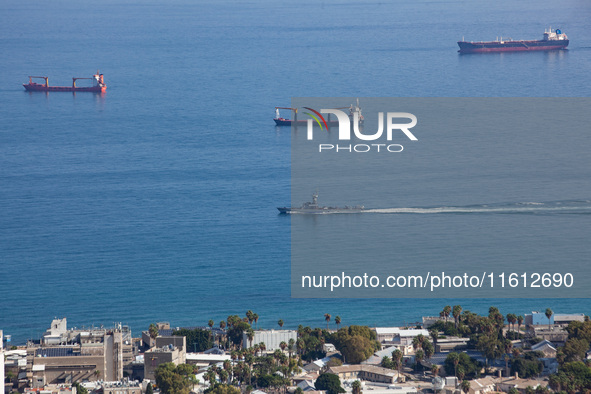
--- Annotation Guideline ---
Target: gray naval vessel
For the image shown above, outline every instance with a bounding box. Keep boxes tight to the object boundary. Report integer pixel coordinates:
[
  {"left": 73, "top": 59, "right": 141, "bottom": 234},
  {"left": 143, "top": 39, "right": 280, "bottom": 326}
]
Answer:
[{"left": 277, "top": 191, "right": 365, "bottom": 214}]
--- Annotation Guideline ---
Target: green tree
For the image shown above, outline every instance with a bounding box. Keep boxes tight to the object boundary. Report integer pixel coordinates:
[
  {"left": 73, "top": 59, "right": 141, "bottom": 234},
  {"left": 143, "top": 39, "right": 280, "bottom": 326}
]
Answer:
[
  {"left": 448, "top": 352, "right": 459, "bottom": 381},
  {"left": 456, "top": 365, "right": 465, "bottom": 382},
  {"left": 327, "top": 357, "right": 343, "bottom": 367},
  {"left": 145, "top": 383, "right": 154, "bottom": 394},
  {"left": 392, "top": 349, "right": 403, "bottom": 375},
  {"left": 339, "top": 335, "right": 375, "bottom": 364},
  {"left": 253, "top": 313, "right": 259, "bottom": 329},
  {"left": 453, "top": 305, "right": 462, "bottom": 329},
  {"left": 429, "top": 329, "right": 439, "bottom": 349},
  {"left": 506, "top": 314, "right": 514, "bottom": 332},
  {"left": 329, "top": 325, "right": 379, "bottom": 364},
  {"left": 315, "top": 373, "right": 345, "bottom": 394},
  {"left": 278, "top": 319, "right": 284, "bottom": 328},
  {"left": 246, "top": 310, "right": 254, "bottom": 324},
  {"left": 149, "top": 323, "right": 159, "bottom": 340},
  {"left": 154, "top": 363, "right": 196, "bottom": 394},
  {"left": 444, "top": 353, "right": 481, "bottom": 380},
  {"left": 335, "top": 316, "right": 342, "bottom": 330},
  {"left": 517, "top": 315, "right": 524, "bottom": 333},
  {"left": 460, "top": 380, "right": 470, "bottom": 394},
  {"left": 246, "top": 328, "right": 255, "bottom": 348},
  {"left": 562, "top": 338, "right": 589, "bottom": 362},
  {"left": 381, "top": 356, "right": 393, "bottom": 369},
  {"left": 415, "top": 349, "right": 424, "bottom": 370},
  {"left": 226, "top": 318, "right": 251, "bottom": 348},
  {"left": 423, "top": 339, "right": 435, "bottom": 360},
  {"left": 325, "top": 313, "right": 331, "bottom": 330},
  {"left": 443, "top": 306, "right": 452, "bottom": 323},
  {"left": 204, "top": 384, "right": 241, "bottom": 394},
  {"left": 431, "top": 365, "right": 440, "bottom": 376},
  {"left": 74, "top": 383, "right": 88, "bottom": 394},
  {"left": 173, "top": 327, "right": 213, "bottom": 352},
  {"left": 352, "top": 380, "right": 362, "bottom": 394},
  {"left": 511, "top": 352, "right": 543, "bottom": 379},
  {"left": 545, "top": 308, "right": 553, "bottom": 330}
]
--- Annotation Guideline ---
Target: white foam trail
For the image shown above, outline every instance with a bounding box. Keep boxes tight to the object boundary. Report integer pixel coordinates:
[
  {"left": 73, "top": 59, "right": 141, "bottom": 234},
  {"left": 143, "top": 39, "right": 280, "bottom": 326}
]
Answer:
[{"left": 364, "top": 203, "right": 591, "bottom": 214}]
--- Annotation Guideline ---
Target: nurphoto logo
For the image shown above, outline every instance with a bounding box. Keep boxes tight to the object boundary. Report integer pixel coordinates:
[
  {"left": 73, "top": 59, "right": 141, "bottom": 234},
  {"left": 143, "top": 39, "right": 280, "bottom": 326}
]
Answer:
[{"left": 303, "top": 105, "right": 418, "bottom": 153}]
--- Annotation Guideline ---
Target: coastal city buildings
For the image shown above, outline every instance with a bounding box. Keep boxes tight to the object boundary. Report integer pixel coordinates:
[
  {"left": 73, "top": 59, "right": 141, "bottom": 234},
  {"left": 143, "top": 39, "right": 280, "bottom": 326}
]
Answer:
[
  {"left": 20, "top": 319, "right": 131, "bottom": 389},
  {"left": 143, "top": 339, "right": 186, "bottom": 381},
  {"left": 2, "top": 310, "right": 590, "bottom": 394}
]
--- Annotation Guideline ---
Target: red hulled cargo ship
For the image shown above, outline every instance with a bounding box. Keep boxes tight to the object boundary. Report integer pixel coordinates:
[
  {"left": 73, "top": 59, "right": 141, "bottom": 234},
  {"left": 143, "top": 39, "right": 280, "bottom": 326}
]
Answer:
[
  {"left": 23, "top": 71, "right": 106, "bottom": 93},
  {"left": 458, "top": 28, "right": 568, "bottom": 53}
]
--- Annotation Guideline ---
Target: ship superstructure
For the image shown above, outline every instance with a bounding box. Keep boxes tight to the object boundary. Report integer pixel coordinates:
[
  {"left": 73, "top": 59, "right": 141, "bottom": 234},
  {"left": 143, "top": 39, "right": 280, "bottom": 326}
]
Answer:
[{"left": 277, "top": 191, "right": 364, "bottom": 214}]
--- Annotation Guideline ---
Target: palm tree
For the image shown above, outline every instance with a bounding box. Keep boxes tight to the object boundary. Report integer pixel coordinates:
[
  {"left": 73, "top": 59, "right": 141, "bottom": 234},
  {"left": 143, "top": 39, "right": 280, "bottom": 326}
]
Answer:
[
  {"left": 288, "top": 338, "right": 295, "bottom": 359},
  {"left": 452, "top": 305, "right": 462, "bottom": 329},
  {"left": 280, "top": 341, "right": 288, "bottom": 353},
  {"left": 223, "top": 359, "right": 232, "bottom": 382},
  {"left": 246, "top": 328, "right": 255, "bottom": 348},
  {"left": 278, "top": 319, "right": 284, "bottom": 328},
  {"left": 431, "top": 364, "right": 439, "bottom": 376},
  {"left": 335, "top": 316, "right": 341, "bottom": 330},
  {"left": 273, "top": 349, "right": 283, "bottom": 366},
  {"left": 423, "top": 340, "right": 434, "bottom": 360},
  {"left": 415, "top": 349, "right": 424, "bottom": 370},
  {"left": 517, "top": 315, "right": 524, "bottom": 333},
  {"left": 392, "top": 349, "right": 403, "bottom": 376},
  {"left": 246, "top": 310, "right": 254, "bottom": 325},
  {"left": 503, "top": 339, "right": 513, "bottom": 376},
  {"left": 443, "top": 305, "right": 452, "bottom": 323},
  {"left": 253, "top": 313, "right": 259, "bottom": 329},
  {"left": 208, "top": 319, "right": 215, "bottom": 343},
  {"left": 352, "top": 380, "right": 362, "bottom": 394},
  {"left": 412, "top": 336, "right": 421, "bottom": 350},
  {"left": 148, "top": 323, "right": 158, "bottom": 340},
  {"left": 219, "top": 369, "right": 229, "bottom": 385},
  {"left": 460, "top": 380, "right": 470, "bottom": 394},
  {"left": 448, "top": 353, "right": 460, "bottom": 387},
  {"left": 545, "top": 308, "right": 553, "bottom": 330},
  {"left": 456, "top": 365, "right": 465, "bottom": 382},
  {"left": 93, "top": 369, "right": 101, "bottom": 381},
  {"left": 429, "top": 329, "right": 439, "bottom": 349},
  {"left": 296, "top": 338, "right": 305, "bottom": 356},
  {"left": 512, "top": 348, "right": 521, "bottom": 359},
  {"left": 324, "top": 313, "right": 331, "bottom": 330}
]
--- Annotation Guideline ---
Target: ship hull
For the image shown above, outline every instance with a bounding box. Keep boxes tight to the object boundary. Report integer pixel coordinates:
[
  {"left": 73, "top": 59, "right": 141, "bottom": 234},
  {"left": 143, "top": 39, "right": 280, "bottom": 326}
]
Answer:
[
  {"left": 458, "top": 40, "right": 568, "bottom": 53},
  {"left": 277, "top": 207, "right": 364, "bottom": 214},
  {"left": 23, "top": 83, "right": 106, "bottom": 93}
]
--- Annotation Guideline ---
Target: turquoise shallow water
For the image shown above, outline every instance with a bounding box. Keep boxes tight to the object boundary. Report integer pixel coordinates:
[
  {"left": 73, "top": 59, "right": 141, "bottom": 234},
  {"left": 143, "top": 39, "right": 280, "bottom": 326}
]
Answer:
[{"left": 1, "top": 0, "right": 590, "bottom": 343}]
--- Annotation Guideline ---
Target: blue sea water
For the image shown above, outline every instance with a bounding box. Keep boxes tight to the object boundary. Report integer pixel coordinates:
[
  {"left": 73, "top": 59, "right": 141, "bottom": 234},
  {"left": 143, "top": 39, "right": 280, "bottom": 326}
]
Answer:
[{"left": 1, "top": 0, "right": 591, "bottom": 344}]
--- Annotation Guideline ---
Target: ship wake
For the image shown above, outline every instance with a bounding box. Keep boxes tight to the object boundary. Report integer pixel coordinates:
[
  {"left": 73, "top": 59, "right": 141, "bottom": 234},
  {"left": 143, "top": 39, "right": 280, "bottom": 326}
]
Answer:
[{"left": 364, "top": 200, "right": 591, "bottom": 215}]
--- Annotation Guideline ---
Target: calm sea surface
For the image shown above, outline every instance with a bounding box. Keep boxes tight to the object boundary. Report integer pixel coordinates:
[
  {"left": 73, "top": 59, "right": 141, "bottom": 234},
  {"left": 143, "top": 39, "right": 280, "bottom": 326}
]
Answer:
[{"left": 1, "top": 0, "right": 591, "bottom": 343}]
